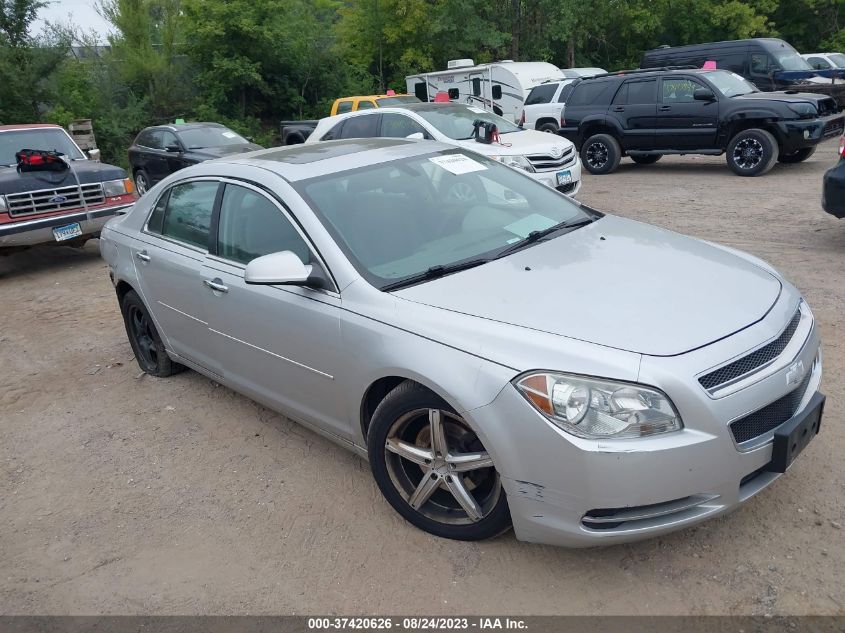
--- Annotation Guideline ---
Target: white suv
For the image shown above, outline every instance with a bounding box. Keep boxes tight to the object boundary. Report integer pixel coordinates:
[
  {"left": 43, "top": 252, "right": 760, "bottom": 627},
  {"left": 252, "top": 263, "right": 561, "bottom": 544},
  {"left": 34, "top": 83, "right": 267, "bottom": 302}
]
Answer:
[{"left": 519, "top": 68, "right": 606, "bottom": 133}]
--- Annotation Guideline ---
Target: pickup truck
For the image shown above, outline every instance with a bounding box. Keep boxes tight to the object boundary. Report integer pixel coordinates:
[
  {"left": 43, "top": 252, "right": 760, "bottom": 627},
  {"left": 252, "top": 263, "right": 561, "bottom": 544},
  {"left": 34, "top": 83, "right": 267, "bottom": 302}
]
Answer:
[
  {"left": 0, "top": 124, "right": 137, "bottom": 253},
  {"left": 280, "top": 93, "right": 420, "bottom": 144}
]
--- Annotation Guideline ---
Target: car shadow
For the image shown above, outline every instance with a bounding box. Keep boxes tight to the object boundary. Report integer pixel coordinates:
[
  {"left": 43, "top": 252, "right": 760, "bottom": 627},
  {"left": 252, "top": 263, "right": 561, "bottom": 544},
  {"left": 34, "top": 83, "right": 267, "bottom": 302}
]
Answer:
[{"left": 0, "top": 240, "right": 102, "bottom": 281}]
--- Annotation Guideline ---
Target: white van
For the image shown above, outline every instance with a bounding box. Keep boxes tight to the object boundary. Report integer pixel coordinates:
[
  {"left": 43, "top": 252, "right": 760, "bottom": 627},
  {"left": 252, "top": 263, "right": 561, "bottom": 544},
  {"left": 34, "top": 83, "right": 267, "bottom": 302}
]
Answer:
[{"left": 406, "top": 59, "right": 565, "bottom": 123}]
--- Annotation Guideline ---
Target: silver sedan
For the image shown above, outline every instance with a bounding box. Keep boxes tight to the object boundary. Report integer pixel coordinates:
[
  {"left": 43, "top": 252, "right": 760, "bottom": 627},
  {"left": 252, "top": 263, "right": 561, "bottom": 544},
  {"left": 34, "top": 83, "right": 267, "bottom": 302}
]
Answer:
[{"left": 100, "top": 138, "right": 824, "bottom": 546}]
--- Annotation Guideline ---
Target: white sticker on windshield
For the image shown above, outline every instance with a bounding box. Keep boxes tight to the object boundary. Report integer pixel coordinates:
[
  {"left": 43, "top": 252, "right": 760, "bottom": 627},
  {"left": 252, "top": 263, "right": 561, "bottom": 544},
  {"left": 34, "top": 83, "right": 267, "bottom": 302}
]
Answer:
[
  {"left": 504, "top": 214, "right": 558, "bottom": 238},
  {"left": 222, "top": 131, "right": 238, "bottom": 138},
  {"left": 428, "top": 154, "right": 487, "bottom": 175},
  {"left": 467, "top": 106, "right": 487, "bottom": 114}
]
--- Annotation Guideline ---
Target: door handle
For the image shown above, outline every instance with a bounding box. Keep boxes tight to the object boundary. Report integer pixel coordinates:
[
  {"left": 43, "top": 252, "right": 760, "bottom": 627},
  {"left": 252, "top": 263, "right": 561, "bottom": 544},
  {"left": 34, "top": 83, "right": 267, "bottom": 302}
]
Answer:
[
  {"left": 612, "top": 106, "right": 625, "bottom": 112},
  {"left": 204, "top": 278, "right": 228, "bottom": 293},
  {"left": 135, "top": 251, "right": 151, "bottom": 262},
  {"left": 658, "top": 105, "right": 671, "bottom": 111}
]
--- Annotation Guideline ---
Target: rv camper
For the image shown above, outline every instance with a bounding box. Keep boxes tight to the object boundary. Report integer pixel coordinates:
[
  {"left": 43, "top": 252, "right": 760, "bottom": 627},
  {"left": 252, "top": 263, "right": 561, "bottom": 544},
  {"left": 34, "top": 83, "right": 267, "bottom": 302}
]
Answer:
[{"left": 406, "top": 60, "right": 565, "bottom": 123}]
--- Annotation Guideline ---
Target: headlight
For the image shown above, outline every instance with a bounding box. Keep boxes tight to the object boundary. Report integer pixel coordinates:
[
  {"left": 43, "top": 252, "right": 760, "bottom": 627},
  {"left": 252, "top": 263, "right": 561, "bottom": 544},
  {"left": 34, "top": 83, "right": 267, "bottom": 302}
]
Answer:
[
  {"left": 102, "top": 178, "right": 134, "bottom": 197},
  {"left": 787, "top": 103, "right": 817, "bottom": 118},
  {"left": 490, "top": 154, "right": 535, "bottom": 173},
  {"left": 514, "top": 372, "right": 683, "bottom": 439},
  {"left": 0, "top": 195, "right": 7, "bottom": 213}
]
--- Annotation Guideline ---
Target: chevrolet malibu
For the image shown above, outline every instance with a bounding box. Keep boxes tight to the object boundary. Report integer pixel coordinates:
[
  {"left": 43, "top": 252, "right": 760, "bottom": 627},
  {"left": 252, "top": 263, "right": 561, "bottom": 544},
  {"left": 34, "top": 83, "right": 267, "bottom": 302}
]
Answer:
[{"left": 99, "top": 138, "right": 824, "bottom": 546}]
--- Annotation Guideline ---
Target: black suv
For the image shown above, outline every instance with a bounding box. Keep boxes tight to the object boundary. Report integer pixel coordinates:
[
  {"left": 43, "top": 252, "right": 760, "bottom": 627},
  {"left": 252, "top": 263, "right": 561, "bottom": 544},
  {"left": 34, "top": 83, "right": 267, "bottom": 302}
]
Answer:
[
  {"left": 128, "top": 122, "right": 262, "bottom": 195},
  {"left": 558, "top": 68, "right": 845, "bottom": 176}
]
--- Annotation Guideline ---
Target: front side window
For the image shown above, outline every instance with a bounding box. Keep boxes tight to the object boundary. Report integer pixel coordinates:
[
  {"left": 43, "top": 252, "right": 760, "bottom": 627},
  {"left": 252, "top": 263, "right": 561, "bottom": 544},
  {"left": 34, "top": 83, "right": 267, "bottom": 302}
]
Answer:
[
  {"left": 750, "top": 53, "right": 771, "bottom": 75},
  {"left": 160, "top": 131, "right": 181, "bottom": 151},
  {"left": 297, "top": 151, "right": 590, "bottom": 289},
  {"left": 340, "top": 114, "right": 380, "bottom": 139},
  {"left": 160, "top": 181, "right": 219, "bottom": 249},
  {"left": 808, "top": 56, "right": 831, "bottom": 70},
  {"left": 380, "top": 113, "right": 427, "bottom": 138},
  {"left": 661, "top": 77, "right": 704, "bottom": 103},
  {"left": 216, "top": 185, "right": 310, "bottom": 265},
  {"left": 0, "top": 129, "right": 85, "bottom": 167}
]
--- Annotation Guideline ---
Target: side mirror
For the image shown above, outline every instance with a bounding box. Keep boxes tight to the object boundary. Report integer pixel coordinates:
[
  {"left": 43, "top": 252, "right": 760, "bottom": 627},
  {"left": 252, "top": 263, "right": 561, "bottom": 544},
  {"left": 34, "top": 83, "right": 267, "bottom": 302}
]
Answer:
[
  {"left": 87, "top": 148, "right": 101, "bottom": 161},
  {"left": 406, "top": 132, "right": 424, "bottom": 140},
  {"left": 693, "top": 88, "right": 716, "bottom": 101},
  {"left": 244, "top": 250, "right": 325, "bottom": 288},
  {"left": 165, "top": 144, "right": 182, "bottom": 153}
]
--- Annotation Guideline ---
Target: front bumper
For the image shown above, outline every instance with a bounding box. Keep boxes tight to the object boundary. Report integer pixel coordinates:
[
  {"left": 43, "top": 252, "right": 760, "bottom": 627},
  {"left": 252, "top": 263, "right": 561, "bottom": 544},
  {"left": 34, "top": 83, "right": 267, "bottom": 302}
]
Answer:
[
  {"left": 467, "top": 299, "right": 822, "bottom": 547},
  {"left": 775, "top": 113, "right": 845, "bottom": 153},
  {"left": 822, "top": 159, "right": 845, "bottom": 218},
  {"left": 0, "top": 204, "right": 134, "bottom": 248},
  {"left": 529, "top": 156, "right": 582, "bottom": 197}
]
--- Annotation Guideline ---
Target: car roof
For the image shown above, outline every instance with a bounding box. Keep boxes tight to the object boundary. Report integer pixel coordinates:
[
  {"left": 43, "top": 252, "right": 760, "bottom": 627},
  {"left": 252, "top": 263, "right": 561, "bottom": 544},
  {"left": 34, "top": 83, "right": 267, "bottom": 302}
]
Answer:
[
  {"left": 144, "top": 122, "right": 227, "bottom": 133},
  {"left": 202, "top": 137, "right": 457, "bottom": 182},
  {"left": 575, "top": 67, "right": 727, "bottom": 82},
  {"left": 0, "top": 124, "right": 63, "bottom": 131}
]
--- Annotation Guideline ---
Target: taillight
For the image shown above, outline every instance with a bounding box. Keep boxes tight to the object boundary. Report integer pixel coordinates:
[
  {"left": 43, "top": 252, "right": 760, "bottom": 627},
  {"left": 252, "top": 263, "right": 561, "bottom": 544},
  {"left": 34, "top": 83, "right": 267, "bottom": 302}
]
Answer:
[
  {"left": 519, "top": 111, "right": 525, "bottom": 126},
  {"left": 839, "top": 135, "right": 845, "bottom": 158},
  {"left": 561, "top": 115, "right": 566, "bottom": 126}
]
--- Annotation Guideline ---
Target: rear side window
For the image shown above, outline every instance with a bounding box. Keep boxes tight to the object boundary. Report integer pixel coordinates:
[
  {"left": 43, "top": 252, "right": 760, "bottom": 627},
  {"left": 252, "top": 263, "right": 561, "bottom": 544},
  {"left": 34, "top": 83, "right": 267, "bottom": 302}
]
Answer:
[
  {"left": 525, "top": 83, "right": 558, "bottom": 105},
  {"left": 341, "top": 114, "right": 380, "bottom": 139},
  {"left": 614, "top": 79, "right": 657, "bottom": 104},
  {"left": 356, "top": 100, "right": 376, "bottom": 110},
  {"left": 557, "top": 83, "right": 576, "bottom": 103},
  {"left": 567, "top": 81, "right": 615, "bottom": 107},
  {"left": 146, "top": 190, "right": 169, "bottom": 233},
  {"left": 160, "top": 181, "right": 219, "bottom": 249},
  {"left": 321, "top": 121, "right": 345, "bottom": 141},
  {"left": 336, "top": 101, "right": 353, "bottom": 114}
]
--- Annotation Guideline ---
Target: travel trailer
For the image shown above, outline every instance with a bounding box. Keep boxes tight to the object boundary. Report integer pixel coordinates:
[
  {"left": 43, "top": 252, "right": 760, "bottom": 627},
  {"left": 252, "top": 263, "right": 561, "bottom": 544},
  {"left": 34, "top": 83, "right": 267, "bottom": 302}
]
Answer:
[{"left": 406, "top": 59, "right": 565, "bottom": 123}]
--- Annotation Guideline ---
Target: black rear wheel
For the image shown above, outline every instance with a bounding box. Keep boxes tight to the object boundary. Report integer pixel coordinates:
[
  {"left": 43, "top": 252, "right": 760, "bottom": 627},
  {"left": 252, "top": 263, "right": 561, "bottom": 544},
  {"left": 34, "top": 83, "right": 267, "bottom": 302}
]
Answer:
[
  {"left": 120, "top": 290, "right": 182, "bottom": 377},
  {"left": 580, "top": 133, "right": 622, "bottom": 174}
]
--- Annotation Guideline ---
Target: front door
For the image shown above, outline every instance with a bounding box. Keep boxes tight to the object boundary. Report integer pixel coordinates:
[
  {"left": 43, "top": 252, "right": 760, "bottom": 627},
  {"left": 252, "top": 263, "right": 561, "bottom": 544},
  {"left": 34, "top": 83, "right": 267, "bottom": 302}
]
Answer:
[
  {"left": 655, "top": 76, "right": 719, "bottom": 150},
  {"left": 200, "top": 182, "right": 348, "bottom": 438},
  {"left": 611, "top": 78, "right": 657, "bottom": 150},
  {"left": 132, "top": 179, "right": 222, "bottom": 376}
]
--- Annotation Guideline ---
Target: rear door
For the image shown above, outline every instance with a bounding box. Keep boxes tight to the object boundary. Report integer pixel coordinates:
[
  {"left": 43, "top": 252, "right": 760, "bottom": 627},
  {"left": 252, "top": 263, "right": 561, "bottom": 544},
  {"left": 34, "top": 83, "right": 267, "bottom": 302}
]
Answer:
[
  {"left": 132, "top": 179, "right": 222, "bottom": 376},
  {"left": 655, "top": 76, "right": 719, "bottom": 150},
  {"left": 610, "top": 78, "right": 657, "bottom": 150}
]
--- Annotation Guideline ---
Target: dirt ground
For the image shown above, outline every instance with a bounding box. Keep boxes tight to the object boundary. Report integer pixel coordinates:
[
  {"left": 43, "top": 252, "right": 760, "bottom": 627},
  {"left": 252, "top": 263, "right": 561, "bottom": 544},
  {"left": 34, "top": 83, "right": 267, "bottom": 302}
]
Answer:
[{"left": 1, "top": 141, "right": 844, "bottom": 616}]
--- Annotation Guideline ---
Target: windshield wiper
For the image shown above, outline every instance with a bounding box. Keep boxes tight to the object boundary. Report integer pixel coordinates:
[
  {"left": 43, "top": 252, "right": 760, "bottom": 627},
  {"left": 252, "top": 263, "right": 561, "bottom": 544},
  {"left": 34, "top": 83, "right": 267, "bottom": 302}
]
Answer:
[
  {"left": 381, "top": 258, "right": 490, "bottom": 292},
  {"left": 494, "top": 217, "right": 595, "bottom": 259}
]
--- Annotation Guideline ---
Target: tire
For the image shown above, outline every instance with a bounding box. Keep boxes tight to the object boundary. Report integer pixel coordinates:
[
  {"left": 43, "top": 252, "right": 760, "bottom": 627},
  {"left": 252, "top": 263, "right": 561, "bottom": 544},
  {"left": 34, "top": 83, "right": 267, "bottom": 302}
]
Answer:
[
  {"left": 630, "top": 154, "right": 662, "bottom": 165},
  {"left": 580, "top": 133, "right": 622, "bottom": 174},
  {"left": 120, "top": 290, "right": 183, "bottom": 377},
  {"left": 726, "top": 128, "right": 778, "bottom": 176},
  {"left": 134, "top": 169, "right": 150, "bottom": 196},
  {"left": 537, "top": 121, "right": 559, "bottom": 134},
  {"left": 367, "top": 381, "right": 511, "bottom": 541},
  {"left": 778, "top": 146, "right": 816, "bottom": 164}
]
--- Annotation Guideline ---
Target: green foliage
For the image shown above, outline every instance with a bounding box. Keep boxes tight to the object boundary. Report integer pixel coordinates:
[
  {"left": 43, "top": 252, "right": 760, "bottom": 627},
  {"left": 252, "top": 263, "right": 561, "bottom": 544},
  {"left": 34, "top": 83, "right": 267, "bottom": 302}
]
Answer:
[{"left": 3, "top": 0, "right": 845, "bottom": 157}]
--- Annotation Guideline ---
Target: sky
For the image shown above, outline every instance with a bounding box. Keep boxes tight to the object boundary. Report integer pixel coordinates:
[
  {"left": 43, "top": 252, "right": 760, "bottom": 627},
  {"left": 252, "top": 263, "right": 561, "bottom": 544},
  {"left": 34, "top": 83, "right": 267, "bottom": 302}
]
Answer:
[{"left": 31, "top": 0, "right": 113, "bottom": 39}]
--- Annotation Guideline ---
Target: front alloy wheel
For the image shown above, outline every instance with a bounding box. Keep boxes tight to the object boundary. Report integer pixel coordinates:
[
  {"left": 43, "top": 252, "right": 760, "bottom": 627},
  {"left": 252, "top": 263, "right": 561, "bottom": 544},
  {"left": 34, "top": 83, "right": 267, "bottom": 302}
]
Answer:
[{"left": 368, "top": 381, "right": 511, "bottom": 540}]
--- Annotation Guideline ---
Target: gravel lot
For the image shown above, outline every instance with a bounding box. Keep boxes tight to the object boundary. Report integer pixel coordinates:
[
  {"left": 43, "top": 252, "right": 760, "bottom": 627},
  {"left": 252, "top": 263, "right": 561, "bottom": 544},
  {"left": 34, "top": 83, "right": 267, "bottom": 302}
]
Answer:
[{"left": 1, "top": 141, "right": 844, "bottom": 616}]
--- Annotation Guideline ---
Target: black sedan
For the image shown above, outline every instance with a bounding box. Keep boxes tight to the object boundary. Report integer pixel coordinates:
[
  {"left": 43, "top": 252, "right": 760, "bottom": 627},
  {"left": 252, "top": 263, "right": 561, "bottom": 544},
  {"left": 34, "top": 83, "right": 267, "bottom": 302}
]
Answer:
[
  {"left": 823, "top": 135, "right": 845, "bottom": 218},
  {"left": 128, "top": 122, "right": 263, "bottom": 195}
]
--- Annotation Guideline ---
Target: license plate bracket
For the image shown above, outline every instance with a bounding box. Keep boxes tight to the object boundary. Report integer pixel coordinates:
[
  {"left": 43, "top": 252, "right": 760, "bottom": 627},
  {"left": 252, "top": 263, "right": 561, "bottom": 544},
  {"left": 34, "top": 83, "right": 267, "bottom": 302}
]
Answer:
[
  {"left": 767, "top": 391, "right": 825, "bottom": 473},
  {"left": 52, "top": 222, "right": 83, "bottom": 242}
]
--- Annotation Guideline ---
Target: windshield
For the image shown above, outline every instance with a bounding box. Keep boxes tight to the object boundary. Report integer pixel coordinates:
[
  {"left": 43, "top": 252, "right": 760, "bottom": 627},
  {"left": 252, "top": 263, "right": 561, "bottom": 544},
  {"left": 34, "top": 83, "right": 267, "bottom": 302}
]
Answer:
[
  {"left": 774, "top": 50, "right": 813, "bottom": 71},
  {"left": 297, "top": 151, "right": 591, "bottom": 289},
  {"left": 829, "top": 53, "right": 845, "bottom": 67},
  {"left": 414, "top": 105, "right": 521, "bottom": 139},
  {"left": 0, "top": 129, "right": 85, "bottom": 166},
  {"left": 178, "top": 126, "right": 248, "bottom": 149},
  {"left": 701, "top": 70, "right": 758, "bottom": 96},
  {"left": 376, "top": 96, "right": 421, "bottom": 106}
]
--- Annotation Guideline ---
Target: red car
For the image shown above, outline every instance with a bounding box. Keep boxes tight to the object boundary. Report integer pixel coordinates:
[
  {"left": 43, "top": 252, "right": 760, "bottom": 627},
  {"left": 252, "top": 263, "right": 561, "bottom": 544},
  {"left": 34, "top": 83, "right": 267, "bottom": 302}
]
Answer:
[{"left": 0, "top": 124, "right": 137, "bottom": 253}]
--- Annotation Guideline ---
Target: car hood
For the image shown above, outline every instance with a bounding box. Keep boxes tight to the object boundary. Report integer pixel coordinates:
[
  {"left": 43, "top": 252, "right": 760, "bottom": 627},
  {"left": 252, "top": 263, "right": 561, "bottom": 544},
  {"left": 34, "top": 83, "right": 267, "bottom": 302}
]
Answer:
[
  {"left": 189, "top": 143, "right": 264, "bottom": 159},
  {"left": 452, "top": 129, "right": 572, "bottom": 157},
  {"left": 0, "top": 160, "right": 126, "bottom": 194},
  {"left": 394, "top": 216, "right": 782, "bottom": 357},
  {"left": 732, "top": 91, "right": 833, "bottom": 105}
]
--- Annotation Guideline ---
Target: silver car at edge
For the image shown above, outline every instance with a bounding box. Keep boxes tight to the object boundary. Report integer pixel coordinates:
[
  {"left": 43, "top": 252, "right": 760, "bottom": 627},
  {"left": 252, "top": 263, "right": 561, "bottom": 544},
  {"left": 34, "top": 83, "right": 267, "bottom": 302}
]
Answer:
[{"left": 99, "top": 138, "right": 824, "bottom": 547}]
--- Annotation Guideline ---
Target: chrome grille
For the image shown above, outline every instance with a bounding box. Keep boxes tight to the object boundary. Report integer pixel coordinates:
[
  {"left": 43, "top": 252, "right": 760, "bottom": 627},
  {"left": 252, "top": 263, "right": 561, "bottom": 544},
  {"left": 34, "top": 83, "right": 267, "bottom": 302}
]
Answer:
[
  {"left": 6, "top": 183, "right": 105, "bottom": 217},
  {"left": 729, "top": 369, "right": 813, "bottom": 445},
  {"left": 699, "top": 308, "right": 802, "bottom": 391},
  {"left": 526, "top": 146, "right": 575, "bottom": 172}
]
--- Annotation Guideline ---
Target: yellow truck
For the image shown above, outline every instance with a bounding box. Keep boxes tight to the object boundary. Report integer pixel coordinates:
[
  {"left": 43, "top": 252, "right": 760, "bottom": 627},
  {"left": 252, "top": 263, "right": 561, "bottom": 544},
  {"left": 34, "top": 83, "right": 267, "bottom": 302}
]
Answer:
[{"left": 281, "top": 93, "right": 420, "bottom": 144}]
